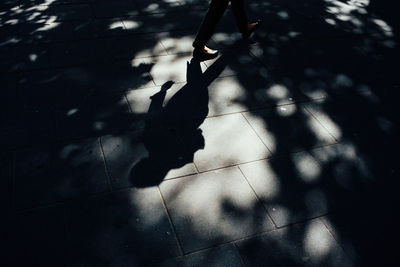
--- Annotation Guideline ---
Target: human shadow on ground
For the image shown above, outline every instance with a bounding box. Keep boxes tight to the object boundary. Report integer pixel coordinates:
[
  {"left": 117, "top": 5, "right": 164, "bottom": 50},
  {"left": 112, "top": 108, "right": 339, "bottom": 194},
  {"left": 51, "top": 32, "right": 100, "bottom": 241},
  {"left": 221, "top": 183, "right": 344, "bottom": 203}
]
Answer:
[{"left": 131, "top": 54, "right": 229, "bottom": 187}]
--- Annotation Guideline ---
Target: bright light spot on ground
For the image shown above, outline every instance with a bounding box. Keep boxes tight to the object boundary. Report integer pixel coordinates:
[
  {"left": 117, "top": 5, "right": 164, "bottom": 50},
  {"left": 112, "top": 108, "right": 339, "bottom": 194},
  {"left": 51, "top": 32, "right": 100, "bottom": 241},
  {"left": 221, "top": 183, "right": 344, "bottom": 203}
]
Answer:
[
  {"left": 266, "top": 84, "right": 289, "bottom": 100},
  {"left": 123, "top": 20, "right": 140, "bottom": 30},
  {"left": 36, "top": 23, "right": 59, "bottom": 32},
  {"left": 304, "top": 220, "right": 332, "bottom": 260},
  {"left": 373, "top": 19, "right": 394, "bottom": 37},
  {"left": 292, "top": 152, "right": 321, "bottom": 183},
  {"left": 277, "top": 11, "right": 289, "bottom": 19},
  {"left": 67, "top": 108, "right": 79, "bottom": 116},
  {"left": 29, "top": 54, "right": 38, "bottom": 62},
  {"left": 335, "top": 74, "right": 353, "bottom": 87},
  {"left": 109, "top": 21, "right": 124, "bottom": 30},
  {"left": 94, "top": 121, "right": 105, "bottom": 130},
  {"left": 277, "top": 104, "right": 296, "bottom": 117}
]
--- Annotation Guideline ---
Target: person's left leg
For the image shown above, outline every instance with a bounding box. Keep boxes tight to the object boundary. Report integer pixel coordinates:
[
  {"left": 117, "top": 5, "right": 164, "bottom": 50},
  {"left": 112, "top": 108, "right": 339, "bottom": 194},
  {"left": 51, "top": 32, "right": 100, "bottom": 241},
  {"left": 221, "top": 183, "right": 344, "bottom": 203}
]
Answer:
[
  {"left": 231, "top": 0, "right": 261, "bottom": 38},
  {"left": 230, "top": 0, "right": 247, "bottom": 35}
]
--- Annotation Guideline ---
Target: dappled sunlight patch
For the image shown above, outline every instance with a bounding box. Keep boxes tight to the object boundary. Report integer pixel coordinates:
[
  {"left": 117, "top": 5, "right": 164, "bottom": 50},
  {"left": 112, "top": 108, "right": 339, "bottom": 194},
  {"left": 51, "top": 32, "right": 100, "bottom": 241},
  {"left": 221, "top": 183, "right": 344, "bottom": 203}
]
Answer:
[
  {"left": 303, "top": 220, "right": 333, "bottom": 261},
  {"left": 29, "top": 53, "right": 38, "bottom": 62},
  {"left": 194, "top": 114, "right": 270, "bottom": 171},
  {"left": 130, "top": 187, "right": 166, "bottom": 227},
  {"left": 108, "top": 21, "right": 124, "bottom": 30},
  {"left": 266, "top": 84, "right": 289, "bottom": 100},
  {"left": 292, "top": 152, "right": 321, "bottom": 183},
  {"left": 239, "top": 160, "right": 281, "bottom": 200},
  {"left": 126, "top": 87, "right": 160, "bottom": 114},
  {"left": 270, "top": 205, "right": 290, "bottom": 227},
  {"left": 304, "top": 103, "right": 343, "bottom": 141},
  {"left": 277, "top": 11, "right": 289, "bottom": 20},
  {"left": 305, "top": 109, "right": 337, "bottom": 143},
  {"left": 34, "top": 21, "right": 59, "bottom": 32},
  {"left": 160, "top": 167, "right": 274, "bottom": 251},
  {"left": 208, "top": 76, "right": 248, "bottom": 116},
  {"left": 334, "top": 74, "right": 354, "bottom": 88},
  {"left": 66, "top": 108, "right": 79, "bottom": 117},
  {"left": 324, "top": 0, "right": 397, "bottom": 49},
  {"left": 122, "top": 20, "right": 141, "bottom": 30},
  {"left": 356, "top": 84, "right": 379, "bottom": 104},
  {"left": 242, "top": 111, "right": 277, "bottom": 153},
  {"left": 276, "top": 104, "right": 297, "bottom": 117},
  {"left": 93, "top": 121, "right": 106, "bottom": 131},
  {"left": 325, "top": 0, "right": 369, "bottom": 21},
  {"left": 158, "top": 34, "right": 195, "bottom": 54},
  {"left": 372, "top": 18, "right": 394, "bottom": 37}
]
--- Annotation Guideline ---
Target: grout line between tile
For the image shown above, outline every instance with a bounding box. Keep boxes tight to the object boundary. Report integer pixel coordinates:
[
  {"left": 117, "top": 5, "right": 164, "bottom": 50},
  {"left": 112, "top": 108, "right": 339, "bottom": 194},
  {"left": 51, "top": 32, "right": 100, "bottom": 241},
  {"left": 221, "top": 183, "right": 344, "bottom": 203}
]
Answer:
[
  {"left": 237, "top": 165, "right": 277, "bottom": 229},
  {"left": 232, "top": 242, "right": 247, "bottom": 267},
  {"left": 319, "top": 217, "right": 356, "bottom": 264},
  {"left": 157, "top": 185, "right": 185, "bottom": 257},
  {"left": 240, "top": 112, "right": 273, "bottom": 155},
  {"left": 98, "top": 137, "right": 113, "bottom": 192},
  {"left": 303, "top": 103, "right": 341, "bottom": 143}
]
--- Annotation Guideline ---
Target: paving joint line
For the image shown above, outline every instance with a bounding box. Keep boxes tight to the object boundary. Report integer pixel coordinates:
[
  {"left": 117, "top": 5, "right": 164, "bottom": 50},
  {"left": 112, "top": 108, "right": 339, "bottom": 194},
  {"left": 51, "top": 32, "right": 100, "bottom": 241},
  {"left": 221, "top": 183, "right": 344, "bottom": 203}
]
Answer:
[
  {"left": 98, "top": 137, "right": 113, "bottom": 193},
  {"left": 240, "top": 112, "right": 273, "bottom": 155},
  {"left": 237, "top": 165, "right": 277, "bottom": 229},
  {"left": 319, "top": 216, "right": 356, "bottom": 264},
  {"left": 157, "top": 185, "right": 185, "bottom": 257}
]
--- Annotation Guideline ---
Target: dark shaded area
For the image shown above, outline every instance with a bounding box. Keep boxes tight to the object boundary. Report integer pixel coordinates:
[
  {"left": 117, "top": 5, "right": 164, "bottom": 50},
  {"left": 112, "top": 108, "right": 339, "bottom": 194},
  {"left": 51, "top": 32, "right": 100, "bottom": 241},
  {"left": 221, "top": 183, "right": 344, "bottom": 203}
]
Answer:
[{"left": 1, "top": 0, "right": 399, "bottom": 266}]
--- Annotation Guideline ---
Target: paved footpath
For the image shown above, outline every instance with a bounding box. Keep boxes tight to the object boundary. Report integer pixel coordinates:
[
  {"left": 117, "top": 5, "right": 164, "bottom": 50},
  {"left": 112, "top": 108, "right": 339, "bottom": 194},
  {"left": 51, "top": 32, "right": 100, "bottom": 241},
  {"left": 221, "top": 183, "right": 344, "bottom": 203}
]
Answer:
[{"left": 1, "top": 0, "right": 399, "bottom": 266}]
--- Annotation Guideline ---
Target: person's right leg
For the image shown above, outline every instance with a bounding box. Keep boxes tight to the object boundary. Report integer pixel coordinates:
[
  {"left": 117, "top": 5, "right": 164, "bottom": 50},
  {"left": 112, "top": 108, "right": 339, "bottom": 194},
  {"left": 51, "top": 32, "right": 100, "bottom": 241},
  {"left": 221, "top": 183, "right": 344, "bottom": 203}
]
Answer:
[
  {"left": 193, "top": 0, "right": 230, "bottom": 48},
  {"left": 193, "top": 0, "right": 230, "bottom": 59}
]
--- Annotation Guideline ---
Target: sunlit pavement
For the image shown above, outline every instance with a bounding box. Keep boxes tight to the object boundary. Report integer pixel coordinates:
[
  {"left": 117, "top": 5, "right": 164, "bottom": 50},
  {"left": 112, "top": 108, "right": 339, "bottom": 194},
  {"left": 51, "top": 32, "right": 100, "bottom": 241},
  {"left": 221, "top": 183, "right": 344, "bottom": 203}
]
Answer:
[{"left": 1, "top": 0, "right": 399, "bottom": 266}]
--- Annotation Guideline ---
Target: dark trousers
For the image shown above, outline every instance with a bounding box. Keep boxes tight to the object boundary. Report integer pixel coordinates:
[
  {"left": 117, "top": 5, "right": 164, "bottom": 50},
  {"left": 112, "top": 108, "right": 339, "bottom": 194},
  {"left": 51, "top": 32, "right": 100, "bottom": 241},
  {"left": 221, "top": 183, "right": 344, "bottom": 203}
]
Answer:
[{"left": 193, "top": 0, "right": 248, "bottom": 48}]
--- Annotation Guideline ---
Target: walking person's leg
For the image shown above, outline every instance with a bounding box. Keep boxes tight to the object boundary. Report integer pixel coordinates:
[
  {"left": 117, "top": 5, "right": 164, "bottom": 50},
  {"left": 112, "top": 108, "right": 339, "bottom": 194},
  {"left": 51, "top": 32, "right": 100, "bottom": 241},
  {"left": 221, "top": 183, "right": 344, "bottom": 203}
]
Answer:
[
  {"left": 193, "top": 0, "right": 230, "bottom": 60},
  {"left": 231, "top": 0, "right": 262, "bottom": 38},
  {"left": 192, "top": 0, "right": 262, "bottom": 60}
]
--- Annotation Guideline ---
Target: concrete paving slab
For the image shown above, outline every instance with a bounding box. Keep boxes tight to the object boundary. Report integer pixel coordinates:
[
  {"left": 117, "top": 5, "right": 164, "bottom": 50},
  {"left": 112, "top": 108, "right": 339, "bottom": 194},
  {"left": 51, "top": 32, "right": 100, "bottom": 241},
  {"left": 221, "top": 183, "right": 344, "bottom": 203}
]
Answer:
[
  {"left": 57, "top": 93, "right": 131, "bottom": 140},
  {"left": 106, "top": 34, "right": 168, "bottom": 61},
  {"left": 71, "top": 18, "right": 126, "bottom": 39},
  {"left": 102, "top": 131, "right": 198, "bottom": 189},
  {"left": 101, "top": 131, "right": 148, "bottom": 189},
  {"left": 185, "top": 243, "right": 244, "bottom": 267},
  {"left": 242, "top": 104, "right": 337, "bottom": 155},
  {"left": 14, "top": 138, "right": 109, "bottom": 209},
  {"left": 207, "top": 76, "right": 268, "bottom": 116},
  {"left": 66, "top": 188, "right": 180, "bottom": 266},
  {"left": 159, "top": 167, "right": 275, "bottom": 253},
  {"left": 235, "top": 218, "right": 353, "bottom": 267},
  {"left": 239, "top": 156, "right": 328, "bottom": 227},
  {"left": 193, "top": 113, "right": 270, "bottom": 172}
]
